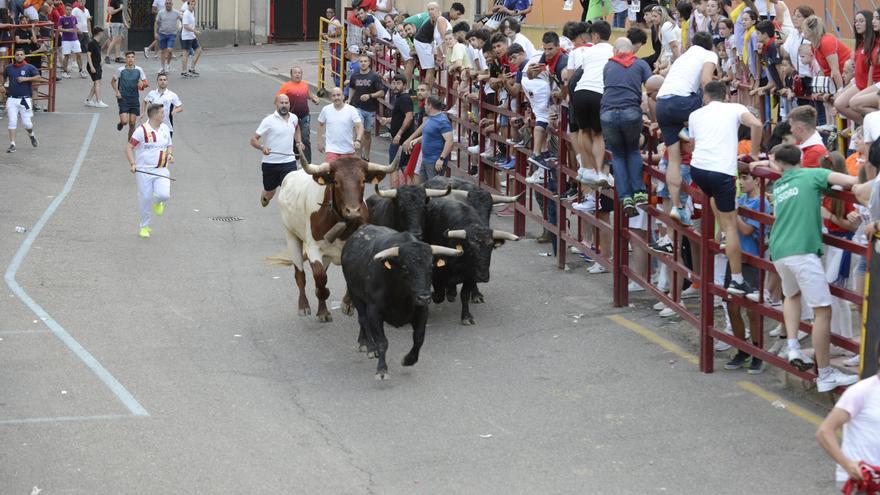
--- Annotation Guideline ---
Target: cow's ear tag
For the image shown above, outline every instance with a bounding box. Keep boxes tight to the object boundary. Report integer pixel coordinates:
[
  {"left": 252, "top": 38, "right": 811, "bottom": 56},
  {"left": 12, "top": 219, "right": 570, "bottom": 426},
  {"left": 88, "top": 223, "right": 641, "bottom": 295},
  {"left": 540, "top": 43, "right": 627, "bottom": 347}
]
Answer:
[
  {"left": 455, "top": 244, "right": 464, "bottom": 252},
  {"left": 383, "top": 261, "right": 392, "bottom": 270},
  {"left": 436, "top": 259, "right": 446, "bottom": 267},
  {"left": 317, "top": 177, "right": 326, "bottom": 185}
]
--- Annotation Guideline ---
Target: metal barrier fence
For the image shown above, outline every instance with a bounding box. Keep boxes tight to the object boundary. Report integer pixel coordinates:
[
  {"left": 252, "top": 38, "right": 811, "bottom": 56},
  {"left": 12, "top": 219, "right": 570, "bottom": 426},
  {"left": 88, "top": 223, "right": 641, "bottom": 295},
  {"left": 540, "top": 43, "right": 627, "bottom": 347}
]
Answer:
[
  {"left": 194, "top": 0, "right": 219, "bottom": 30},
  {"left": 317, "top": 16, "right": 346, "bottom": 97},
  {"left": 350, "top": 23, "right": 874, "bottom": 385},
  {"left": 0, "top": 22, "right": 58, "bottom": 112}
]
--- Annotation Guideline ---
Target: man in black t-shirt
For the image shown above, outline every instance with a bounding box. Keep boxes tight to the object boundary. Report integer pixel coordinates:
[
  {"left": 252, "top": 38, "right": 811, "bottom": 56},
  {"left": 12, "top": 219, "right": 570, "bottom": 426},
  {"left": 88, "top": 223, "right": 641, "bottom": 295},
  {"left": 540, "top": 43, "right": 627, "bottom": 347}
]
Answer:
[
  {"left": 85, "top": 27, "right": 108, "bottom": 107},
  {"left": 347, "top": 54, "right": 386, "bottom": 160},
  {"left": 105, "top": 0, "right": 125, "bottom": 64},
  {"left": 379, "top": 74, "right": 414, "bottom": 172}
]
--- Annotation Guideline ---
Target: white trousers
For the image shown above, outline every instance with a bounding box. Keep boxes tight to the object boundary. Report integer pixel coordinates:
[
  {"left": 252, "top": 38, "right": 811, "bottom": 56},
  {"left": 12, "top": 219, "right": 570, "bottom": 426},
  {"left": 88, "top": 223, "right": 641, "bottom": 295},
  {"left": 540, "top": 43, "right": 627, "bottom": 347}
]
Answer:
[
  {"left": 7, "top": 97, "right": 34, "bottom": 131},
  {"left": 136, "top": 167, "right": 171, "bottom": 228}
]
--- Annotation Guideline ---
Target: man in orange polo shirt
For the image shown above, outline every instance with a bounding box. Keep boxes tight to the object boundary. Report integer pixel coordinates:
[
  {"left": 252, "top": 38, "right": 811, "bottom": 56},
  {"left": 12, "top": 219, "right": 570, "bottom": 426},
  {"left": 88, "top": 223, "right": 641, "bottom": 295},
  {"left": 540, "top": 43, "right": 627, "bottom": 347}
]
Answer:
[
  {"left": 277, "top": 66, "right": 320, "bottom": 162},
  {"left": 789, "top": 105, "right": 827, "bottom": 168}
]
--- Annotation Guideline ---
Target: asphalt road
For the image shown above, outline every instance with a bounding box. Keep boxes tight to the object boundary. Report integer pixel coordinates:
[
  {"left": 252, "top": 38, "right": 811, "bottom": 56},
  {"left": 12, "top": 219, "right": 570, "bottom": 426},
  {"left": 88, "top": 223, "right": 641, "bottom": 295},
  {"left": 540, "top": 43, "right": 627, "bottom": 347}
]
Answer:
[{"left": 0, "top": 46, "right": 838, "bottom": 494}]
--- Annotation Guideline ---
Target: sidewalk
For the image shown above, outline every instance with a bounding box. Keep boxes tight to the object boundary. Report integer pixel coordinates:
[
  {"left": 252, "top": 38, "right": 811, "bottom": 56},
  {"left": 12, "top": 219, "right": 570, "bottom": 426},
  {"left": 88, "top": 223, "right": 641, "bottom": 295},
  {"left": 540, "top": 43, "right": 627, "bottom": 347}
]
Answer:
[{"left": 250, "top": 41, "right": 327, "bottom": 95}]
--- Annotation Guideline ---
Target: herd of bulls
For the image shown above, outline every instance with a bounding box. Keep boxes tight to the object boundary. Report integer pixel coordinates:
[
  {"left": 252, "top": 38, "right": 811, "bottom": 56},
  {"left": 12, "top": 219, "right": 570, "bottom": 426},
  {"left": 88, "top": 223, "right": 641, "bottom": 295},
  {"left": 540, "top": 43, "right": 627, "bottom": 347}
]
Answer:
[{"left": 269, "top": 152, "right": 521, "bottom": 379}]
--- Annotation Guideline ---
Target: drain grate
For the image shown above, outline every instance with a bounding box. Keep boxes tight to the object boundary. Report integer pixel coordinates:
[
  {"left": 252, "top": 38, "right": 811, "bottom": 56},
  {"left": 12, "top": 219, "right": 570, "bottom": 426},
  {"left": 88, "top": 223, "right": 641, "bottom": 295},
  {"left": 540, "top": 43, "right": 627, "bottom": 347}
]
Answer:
[{"left": 210, "top": 216, "right": 244, "bottom": 222}]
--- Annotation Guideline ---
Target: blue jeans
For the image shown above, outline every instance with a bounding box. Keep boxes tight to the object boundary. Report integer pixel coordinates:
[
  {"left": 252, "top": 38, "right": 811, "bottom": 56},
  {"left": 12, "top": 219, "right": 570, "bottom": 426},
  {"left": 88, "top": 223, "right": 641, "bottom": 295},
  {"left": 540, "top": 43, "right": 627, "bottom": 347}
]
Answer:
[
  {"left": 613, "top": 11, "right": 627, "bottom": 28},
  {"left": 601, "top": 107, "right": 644, "bottom": 199}
]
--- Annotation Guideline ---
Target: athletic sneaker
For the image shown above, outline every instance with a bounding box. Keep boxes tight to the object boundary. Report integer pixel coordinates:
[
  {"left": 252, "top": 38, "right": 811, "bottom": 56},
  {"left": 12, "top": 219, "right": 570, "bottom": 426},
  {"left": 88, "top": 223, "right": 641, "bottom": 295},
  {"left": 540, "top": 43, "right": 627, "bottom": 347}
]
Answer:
[
  {"left": 649, "top": 235, "right": 673, "bottom": 254},
  {"left": 578, "top": 168, "right": 605, "bottom": 186},
  {"left": 659, "top": 307, "right": 676, "bottom": 318},
  {"left": 188, "top": 69, "right": 200, "bottom": 77},
  {"left": 816, "top": 368, "right": 858, "bottom": 393},
  {"left": 653, "top": 301, "right": 667, "bottom": 311},
  {"left": 724, "top": 351, "right": 750, "bottom": 370},
  {"left": 572, "top": 196, "right": 596, "bottom": 213},
  {"left": 622, "top": 196, "right": 637, "bottom": 217},
  {"left": 726, "top": 278, "right": 756, "bottom": 296},
  {"left": 467, "top": 145, "right": 480, "bottom": 154},
  {"left": 669, "top": 206, "right": 692, "bottom": 226},
  {"left": 85, "top": 98, "right": 95, "bottom": 107},
  {"left": 139, "top": 227, "right": 151, "bottom": 238},
  {"left": 628, "top": 281, "right": 645, "bottom": 292},
  {"left": 501, "top": 158, "right": 515, "bottom": 170},
  {"left": 62, "top": 71, "right": 70, "bottom": 79},
  {"left": 480, "top": 149, "right": 496, "bottom": 158},
  {"left": 528, "top": 153, "right": 552, "bottom": 170},
  {"left": 144, "top": 47, "right": 151, "bottom": 58},
  {"left": 843, "top": 354, "right": 861, "bottom": 367},
  {"left": 787, "top": 348, "right": 814, "bottom": 371},
  {"left": 114, "top": 57, "right": 124, "bottom": 63},
  {"left": 587, "top": 262, "right": 606, "bottom": 274},
  {"left": 525, "top": 168, "right": 545, "bottom": 184},
  {"left": 181, "top": 72, "right": 191, "bottom": 78},
  {"left": 104, "top": 55, "right": 111, "bottom": 64},
  {"left": 561, "top": 187, "right": 577, "bottom": 200},
  {"left": 80, "top": 69, "right": 88, "bottom": 78},
  {"left": 117, "top": 122, "right": 125, "bottom": 131},
  {"left": 6, "top": 143, "right": 15, "bottom": 153},
  {"left": 633, "top": 191, "right": 649, "bottom": 207},
  {"left": 681, "top": 286, "right": 699, "bottom": 299},
  {"left": 29, "top": 134, "right": 37, "bottom": 147},
  {"left": 153, "top": 202, "right": 164, "bottom": 216},
  {"left": 94, "top": 101, "right": 109, "bottom": 108},
  {"left": 747, "top": 357, "right": 765, "bottom": 374}
]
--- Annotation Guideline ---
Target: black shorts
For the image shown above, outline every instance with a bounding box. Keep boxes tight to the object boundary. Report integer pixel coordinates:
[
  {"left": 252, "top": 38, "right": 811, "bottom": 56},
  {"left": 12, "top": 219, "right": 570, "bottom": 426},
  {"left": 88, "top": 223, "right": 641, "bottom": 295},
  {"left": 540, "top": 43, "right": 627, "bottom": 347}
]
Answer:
[
  {"left": 570, "top": 89, "right": 602, "bottom": 133},
  {"left": 724, "top": 262, "right": 760, "bottom": 288},
  {"left": 118, "top": 96, "right": 139, "bottom": 115},
  {"left": 90, "top": 69, "right": 102, "bottom": 82},
  {"left": 690, "top": 166, "right": 737, "bottom": 212},
  {"left": 567, "top": 103, "right": 579, "bottom": 133},
  {"left": 262, "top": 161, "right": 298, "bottom": 191}
]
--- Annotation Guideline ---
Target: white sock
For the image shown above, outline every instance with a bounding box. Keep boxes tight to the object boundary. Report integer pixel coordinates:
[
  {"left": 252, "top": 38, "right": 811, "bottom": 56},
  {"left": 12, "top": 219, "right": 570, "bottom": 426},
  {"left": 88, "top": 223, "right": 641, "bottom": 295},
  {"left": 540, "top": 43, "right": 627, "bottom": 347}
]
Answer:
[
  {"left": 731, "top": 273, "right": 744, "bottom": 284},
  {"left": 787, "top": 338, "right": 800, "bottom": 350},
  {"left": 10, "top": 141, "right": 15, "bottom": 146}
]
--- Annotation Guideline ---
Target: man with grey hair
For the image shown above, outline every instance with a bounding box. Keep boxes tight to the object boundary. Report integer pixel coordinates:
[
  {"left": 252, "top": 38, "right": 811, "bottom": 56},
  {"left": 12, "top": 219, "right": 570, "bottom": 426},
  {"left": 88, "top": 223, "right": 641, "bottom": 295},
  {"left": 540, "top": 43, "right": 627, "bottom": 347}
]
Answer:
[{"left": 600, "top": 37, "right": 652, "bottom": 217}]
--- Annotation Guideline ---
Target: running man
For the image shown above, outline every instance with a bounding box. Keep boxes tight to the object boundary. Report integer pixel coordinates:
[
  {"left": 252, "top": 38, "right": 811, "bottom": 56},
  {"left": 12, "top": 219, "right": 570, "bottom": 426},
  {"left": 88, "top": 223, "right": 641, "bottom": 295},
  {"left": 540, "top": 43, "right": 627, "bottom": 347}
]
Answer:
[
  {"left": 180, "top": 0, "right": 202, "bottom": 77},
  {"left": 250, "top": 94, "right": 302, "bottom": 207},
  {"left": 111, "top": 51, "right": 148, "bottom": 139},
  {"left": 318, "top": 87, "right": 363, "bottom": 162},
  {"left": 126, "top": 103, "right": 174, "bottom": 238},
  {"left": 277, "top": 66, "right": 320, "bottom": 162},
  {"left": 142, "top": 73, "right": 183, "bottom": 137},
  {"left": 687, "top": 80, "right": 763, "bottom": 295},
  {"left": 0, "top": 48, "right": 42, "bottom": 153}
]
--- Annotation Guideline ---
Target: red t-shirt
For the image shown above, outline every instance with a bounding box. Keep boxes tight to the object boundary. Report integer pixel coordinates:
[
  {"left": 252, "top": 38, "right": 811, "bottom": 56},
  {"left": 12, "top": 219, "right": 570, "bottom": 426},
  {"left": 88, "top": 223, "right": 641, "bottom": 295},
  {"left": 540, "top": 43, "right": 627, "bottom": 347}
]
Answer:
[
  {"left": 801, "top": 144, "right": 827, "bottom": 169},
  {"left": 277, "top": 81, "right": 310, "bottom": 119},
  {"left": 814, "top": 34, "right": 851, "bottom": 77},
  {"left": 854, "top": 40, "right": 880, "bottom": 89},
  {"left": 49, "top": 5, "right": 65, "bottom": 27}
]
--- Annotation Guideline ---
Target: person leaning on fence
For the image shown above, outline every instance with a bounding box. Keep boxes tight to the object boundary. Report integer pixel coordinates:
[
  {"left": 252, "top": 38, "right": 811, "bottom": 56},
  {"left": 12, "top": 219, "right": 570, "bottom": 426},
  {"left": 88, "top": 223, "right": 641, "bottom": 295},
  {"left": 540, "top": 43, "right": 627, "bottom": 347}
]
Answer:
[
  {"left": 405, "top": 95, "right": 452, "bottom": 183},
  {"left": 788, "top": 105, "right": 827, "bottom": 169},
  {"left": 601, "top": 37, "right": 652, "bottom": 218},
  {"left": 816, "top": 341, "right": 880, "bottom": 492},
  {"left": 753, "top": 144, "right": 860, "bottom": 392}
]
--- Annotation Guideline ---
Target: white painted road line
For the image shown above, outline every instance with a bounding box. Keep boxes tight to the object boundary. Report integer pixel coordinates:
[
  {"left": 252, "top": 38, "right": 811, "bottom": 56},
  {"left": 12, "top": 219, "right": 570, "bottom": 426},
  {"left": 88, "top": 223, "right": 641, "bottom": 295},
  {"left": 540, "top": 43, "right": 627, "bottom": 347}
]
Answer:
[
  {"left": 0, "top": 414, "right": 135, "bottom": 426},
  {"left": 3, "top": 113, "right": 150, "bottom": 418}
]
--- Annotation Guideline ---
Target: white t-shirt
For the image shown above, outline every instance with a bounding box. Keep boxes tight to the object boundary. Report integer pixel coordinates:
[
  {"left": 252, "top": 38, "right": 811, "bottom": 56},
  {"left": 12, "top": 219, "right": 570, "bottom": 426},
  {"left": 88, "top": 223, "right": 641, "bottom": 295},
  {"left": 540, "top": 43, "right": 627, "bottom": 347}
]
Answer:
[
  {"left": 152, "top": 0, "right": 164, "bottom": 11},
  {"left": 180, "top": 1, "right": 190, "bottom": 13},
  {"left": 834, "top": 375, "right": 880, "bottom": 482},
  {"left": 521, "top": 59, "right": 551, "bottom": 118},
  {"left": 318, "top": 104, "right": 362, "bottom": 155},
  {"left": 512, "top": 32, "right": 536, "bottom": 59},
  {"left": 130, "top": 122, "right": 173, "bottom": 168},
  {"left": 565, "top": 44, "right": 592, "bottom": 71},
  {"left": 467, "top": 45, "right": 486, "bottom": 71},
  {"left": 659, "top": 21, "right": 681, "bottom": 61},
  {"left": 144, "top": 88, "right": 182, "bottom": 131},
  {"left": 863, "top": 110, "right": 880, "bottom": 144},
  {"left": 71, "top": 7, "right": 91, "bottom": 34},
  {"left": 689, "top": 101, "right": 749, "bottom": 176},
  {"left": 180, "top": 10, "right": 196, "bottom": 40},
  {"left": 657, "top": 45, "right": 719, "bottom": 98},
  {"left": 255, "top": 111, "right": 300, "bottom": 164},
  {"left": 573, "top": 42, "right": 614, "bottom": 94}
]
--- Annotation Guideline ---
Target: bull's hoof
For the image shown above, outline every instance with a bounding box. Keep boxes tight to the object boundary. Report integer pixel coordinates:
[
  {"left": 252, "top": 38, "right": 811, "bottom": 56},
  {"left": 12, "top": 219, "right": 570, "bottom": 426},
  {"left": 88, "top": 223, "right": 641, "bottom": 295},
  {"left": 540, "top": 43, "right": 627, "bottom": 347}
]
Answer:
[
  {"left": 460, "top": 316, "right": 475, "bottom": 326},
  {"left": 374, "top": 370, "right": 389, "bottom": 380},
  {"left": 446, "top": 293, "right": 456, "bottom": 303},
  {"left": 316, "top": 312, "right": 332, "bottom": 323},
  {"left": 401, "top": 353, "right": 419, "bottom": 366},
  {"left": 341, "top": 301, "right": 354, "bottom": 316},
  {"left": 298, "top": 307, "right": 311, "bottom": 316},
  {"left": 470, "top": 292, "right": 485, "bottom": 304}
]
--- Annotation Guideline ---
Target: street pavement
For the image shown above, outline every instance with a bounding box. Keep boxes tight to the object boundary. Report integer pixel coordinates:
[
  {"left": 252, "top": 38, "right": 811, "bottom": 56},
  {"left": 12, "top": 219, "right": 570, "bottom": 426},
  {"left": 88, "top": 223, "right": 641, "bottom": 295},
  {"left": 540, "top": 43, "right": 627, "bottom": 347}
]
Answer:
[{"left": 0, "top": 45, "right": 839, "bottom": 494}]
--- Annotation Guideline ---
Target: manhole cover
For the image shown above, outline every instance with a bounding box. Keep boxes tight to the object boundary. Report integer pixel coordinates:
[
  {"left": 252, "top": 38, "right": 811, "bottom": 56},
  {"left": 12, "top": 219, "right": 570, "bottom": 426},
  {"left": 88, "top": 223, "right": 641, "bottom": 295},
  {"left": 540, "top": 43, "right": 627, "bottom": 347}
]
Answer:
[{"left": 210, "top": 216, "right": 243, "bottom": 222}]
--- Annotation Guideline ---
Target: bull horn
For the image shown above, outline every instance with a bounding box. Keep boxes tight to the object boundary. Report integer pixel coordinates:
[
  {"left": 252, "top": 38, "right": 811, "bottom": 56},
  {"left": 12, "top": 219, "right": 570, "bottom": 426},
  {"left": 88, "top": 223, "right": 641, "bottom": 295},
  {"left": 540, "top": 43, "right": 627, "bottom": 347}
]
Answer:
[
  {"left": 430, "top": 245, "right": 463, "bottom": 257},
  {"left": 445, "top": 229, "right": 467, "bottom": 239},
  {"left": 302, "top": 161, "right": 331, "bottom": 175},
  {"left": 490, "top": 191, "right": 525, "bottom": 204},
  {"left": 448, "top": 189, "right": 469, "bottom": 200},
  {"left": 366, "top": 146, "right": 402, "bottom": 174},
  {"left": 324, "top": 222, "right": 348, "bottom": 243},
  {"left": 425, "top": 185, "right": 452, "bottom": 198},
  {"left": 492, "top": 230, "right": 519, "bottom": 241},
  {"left": 374, "top": 184, "right": 397, "bottom": 198},
  {"left": 373, "top": 246, "right": 400, "bottom": 260}
]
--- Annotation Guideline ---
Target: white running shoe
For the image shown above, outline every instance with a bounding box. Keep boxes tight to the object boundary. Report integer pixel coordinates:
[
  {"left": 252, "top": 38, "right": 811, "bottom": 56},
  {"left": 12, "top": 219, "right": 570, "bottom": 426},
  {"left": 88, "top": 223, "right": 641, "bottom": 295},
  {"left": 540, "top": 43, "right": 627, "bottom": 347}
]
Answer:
[
  {"left": 769, "top": 323, "right": 783, "bottom": 337},
  {"left": 572, "top": 196, "right": 597, "bottom": 213},
  {"left": 659, "top": 307, "right": 676, "bottom": 318},
  {"left": 578, "top": 168, "right": 605, "bottom": 186},
  {"left": 480, "top": 149, "right": 496, "bottom": 158},
  {"left": 526, "top": 168, "right": 545, "bottom": 184},
  {"left": 817, "top": 368, "right": 859, "bottom": 392},
  {"left": 653, "top": 301, "right": 667, "bottom": 311},
  {"left": 84, "top": 98, "right": 95, "bottom": 107},
  {"left": 95, "top": 101, "right": 109, "bottom": 108},
  {"left": 599, "top": 172, "right": 615, "bottom": 188},
  {"left": 467, "top": 145, "right": 480, "bottom": 154},
  {"left": 681, "top": 286, "right": 699, "bottom": 299},
  {"left": 843, "top": 354, "right": 861, "bottom": 367},
  {"left": 787, "top": 348, "right": 814, "bottom": 371},
  {"left": 587, "top": 262, "right": 606, "bottom": 274},
  {"left": 62, "top": 71, "right": 71, "bottom": 79},
  {"left": 628, "top": 281, "right": 645, "bottom": 292},
  {"left": 80, "top": 69, "right": 88, "bottom": 78}
]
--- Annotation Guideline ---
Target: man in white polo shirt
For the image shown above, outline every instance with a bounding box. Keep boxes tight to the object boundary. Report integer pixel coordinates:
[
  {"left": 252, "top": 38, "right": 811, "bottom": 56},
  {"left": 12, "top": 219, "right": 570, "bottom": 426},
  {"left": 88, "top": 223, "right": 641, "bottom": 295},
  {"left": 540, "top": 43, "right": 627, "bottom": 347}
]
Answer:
[
  {"left": 142, "top": 73, "right": 183, "bottom": 137},
  {"left": 250, "top": 94, "right": 302, "bottom": 208},
  {"left": 317, "top": 86, "right": 364, "bottom": 162}
]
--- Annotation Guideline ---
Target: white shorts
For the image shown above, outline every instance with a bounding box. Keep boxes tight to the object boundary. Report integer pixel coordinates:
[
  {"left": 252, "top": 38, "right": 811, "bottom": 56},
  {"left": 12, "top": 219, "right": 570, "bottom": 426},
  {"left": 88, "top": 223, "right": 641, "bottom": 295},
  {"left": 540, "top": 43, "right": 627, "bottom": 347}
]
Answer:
[
  {"left": 23, "top": 5, "right": 39, "bottom": 20},
  {"left": 61, "top": 40, "right": 82, "bottom": 55},
  {"left": 413, "top": 39, "right": 435, "bottom": 70},
  {"left": 773, "top": 253, "right": 833, "bottom": 308},
  {"left": 392, "top": 33, "right": 412, "bottom": 62},
  {"left": 6, "top": 96, "right": 34, "bottom": 130}
]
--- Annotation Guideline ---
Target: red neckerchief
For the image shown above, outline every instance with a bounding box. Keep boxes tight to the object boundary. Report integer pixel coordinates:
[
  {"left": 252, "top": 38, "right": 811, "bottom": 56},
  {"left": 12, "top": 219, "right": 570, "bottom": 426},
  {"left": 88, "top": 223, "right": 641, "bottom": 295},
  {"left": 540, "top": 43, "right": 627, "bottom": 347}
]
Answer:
[
  {"left": 545, "top": 50, "right": 563, "bottom": 76},
  {"left": 12, "top": 61, "right": 27, "bottom": 68},
  {"left": 610, "top": 52, "right": 637, "bottom": 68},
  {"left": 760, "top": 36, "right": 776, "bottom": 56}
]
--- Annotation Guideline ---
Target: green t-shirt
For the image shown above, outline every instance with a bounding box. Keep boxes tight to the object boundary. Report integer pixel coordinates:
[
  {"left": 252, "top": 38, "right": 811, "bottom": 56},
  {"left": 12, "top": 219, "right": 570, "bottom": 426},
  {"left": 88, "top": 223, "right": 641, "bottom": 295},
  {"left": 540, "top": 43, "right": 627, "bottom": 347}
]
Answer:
[
  {"left": 769, "top": 167, "right": 832, "bottom": 260},
  {"left": 403, "top": 12, "right": 429, "bottom": 31}
]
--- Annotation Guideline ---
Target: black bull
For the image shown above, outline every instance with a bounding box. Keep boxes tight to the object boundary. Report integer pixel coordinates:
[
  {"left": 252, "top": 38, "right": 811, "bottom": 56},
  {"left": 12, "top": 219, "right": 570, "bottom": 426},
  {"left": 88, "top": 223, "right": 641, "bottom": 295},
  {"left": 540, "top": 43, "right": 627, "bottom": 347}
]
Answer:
[{"left": 341, "top": 225, "right": 461, "bottom": 379}]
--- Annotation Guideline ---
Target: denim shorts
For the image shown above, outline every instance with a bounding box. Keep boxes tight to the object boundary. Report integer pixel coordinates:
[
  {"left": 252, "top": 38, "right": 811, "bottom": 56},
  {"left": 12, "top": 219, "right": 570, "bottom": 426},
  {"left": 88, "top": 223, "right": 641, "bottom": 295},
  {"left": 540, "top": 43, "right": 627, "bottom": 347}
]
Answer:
[
  {"left": 655, "top": 93, "right": 703, "bottom": 147},
  {"left": 357, "top": 108, "right": 376, "bottom": 130},
  {"left": 159, "top": 33, "right": 176, "bottom": 49}
]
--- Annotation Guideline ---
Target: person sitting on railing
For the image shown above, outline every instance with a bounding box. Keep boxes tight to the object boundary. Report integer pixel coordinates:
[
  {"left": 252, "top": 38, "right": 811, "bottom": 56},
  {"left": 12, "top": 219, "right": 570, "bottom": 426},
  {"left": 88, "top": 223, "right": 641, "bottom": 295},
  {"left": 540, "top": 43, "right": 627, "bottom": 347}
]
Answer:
[
  {"left": 788, "top": 105, "right": 827, "bottom": 169},
  {"left": 832, "top": 10, "right": 879, "bottom": 125},
  {"left": 411, "top": 2, "right": 449, "bottom": 90},
  {"left": 749, "top": 143, "right": 860, "bottom": 392},
  {"left": 356, "top": 6, "right": 392, "bottom": 47}
]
